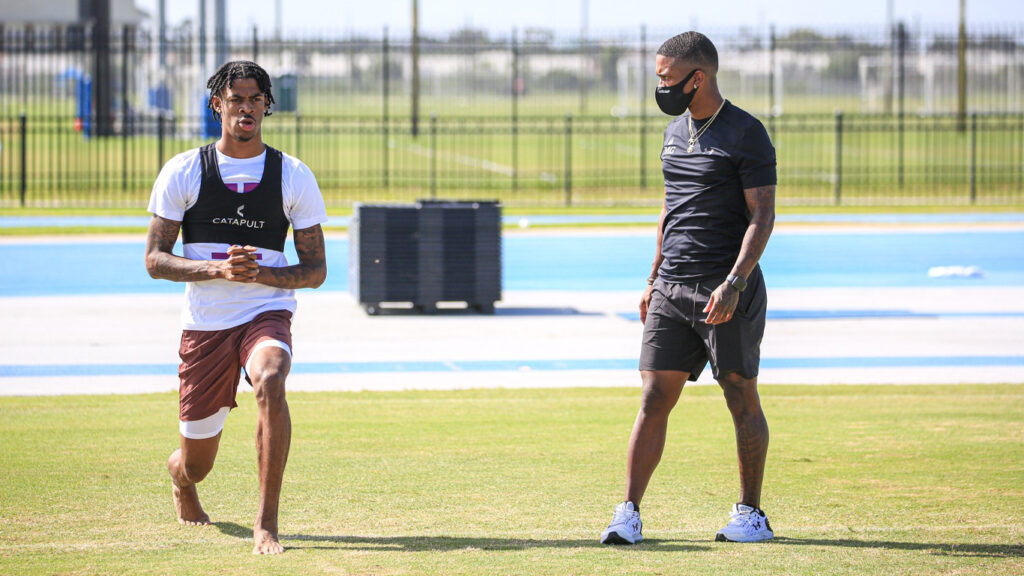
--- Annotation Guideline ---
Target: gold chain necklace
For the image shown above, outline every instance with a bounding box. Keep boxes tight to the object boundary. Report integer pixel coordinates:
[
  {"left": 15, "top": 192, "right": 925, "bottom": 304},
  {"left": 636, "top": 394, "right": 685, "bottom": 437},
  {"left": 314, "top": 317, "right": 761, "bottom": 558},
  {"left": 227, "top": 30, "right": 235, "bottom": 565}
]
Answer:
[{"left": 687, "top": 100, "right": 726, "bottom": 153}]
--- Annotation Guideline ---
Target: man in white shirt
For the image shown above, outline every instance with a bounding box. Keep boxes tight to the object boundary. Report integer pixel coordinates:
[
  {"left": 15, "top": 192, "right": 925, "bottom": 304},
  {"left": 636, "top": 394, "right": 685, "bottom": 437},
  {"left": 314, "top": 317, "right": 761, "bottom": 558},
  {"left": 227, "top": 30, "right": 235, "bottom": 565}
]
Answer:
[{"left": 145, "top": 61, "right": 328, "bottom": 555}]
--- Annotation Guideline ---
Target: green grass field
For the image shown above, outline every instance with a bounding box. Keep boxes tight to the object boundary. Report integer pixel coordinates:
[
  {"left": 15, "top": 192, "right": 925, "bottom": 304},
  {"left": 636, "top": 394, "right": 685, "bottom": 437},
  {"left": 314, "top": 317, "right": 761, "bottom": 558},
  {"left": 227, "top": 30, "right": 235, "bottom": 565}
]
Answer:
[{"left": 1, "top": 384, "right": 1022, "bottom": 575}]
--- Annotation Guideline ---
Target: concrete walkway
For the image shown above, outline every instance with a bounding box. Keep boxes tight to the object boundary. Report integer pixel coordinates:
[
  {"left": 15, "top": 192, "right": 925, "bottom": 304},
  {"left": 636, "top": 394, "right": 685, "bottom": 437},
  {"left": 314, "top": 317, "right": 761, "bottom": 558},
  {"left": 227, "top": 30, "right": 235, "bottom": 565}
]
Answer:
[{"left": 2, "top": 285, "right": 1022, "bottom": 396}]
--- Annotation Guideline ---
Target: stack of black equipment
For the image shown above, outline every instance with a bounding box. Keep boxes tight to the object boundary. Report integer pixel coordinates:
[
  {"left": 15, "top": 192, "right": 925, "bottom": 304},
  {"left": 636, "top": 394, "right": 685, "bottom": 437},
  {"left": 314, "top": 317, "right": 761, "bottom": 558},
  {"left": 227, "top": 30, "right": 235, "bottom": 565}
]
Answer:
[{"left": 350, "top": 200, "right": 502, "bottom": 315}]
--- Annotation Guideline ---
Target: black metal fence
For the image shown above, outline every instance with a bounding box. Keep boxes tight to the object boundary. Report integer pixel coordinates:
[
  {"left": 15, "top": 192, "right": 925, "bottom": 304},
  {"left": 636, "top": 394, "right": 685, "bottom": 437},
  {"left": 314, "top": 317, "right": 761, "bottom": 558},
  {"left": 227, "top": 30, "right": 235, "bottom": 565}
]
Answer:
[
  {"left": 1, "top": 111, "right": 1021, "bottom": 208},
  {"left": 0, "top": 22, "right": 1023, "bottom": 207}
]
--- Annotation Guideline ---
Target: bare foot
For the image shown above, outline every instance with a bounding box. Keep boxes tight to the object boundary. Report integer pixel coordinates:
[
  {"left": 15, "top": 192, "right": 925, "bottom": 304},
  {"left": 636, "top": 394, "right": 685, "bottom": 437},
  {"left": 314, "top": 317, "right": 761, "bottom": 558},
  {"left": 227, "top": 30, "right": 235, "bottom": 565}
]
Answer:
[
  {"left": 172, "top": 483, "right": 211, "bottom": 526},
  {"left": 253, "top": 527, "right": 285, "bottom": 554}
]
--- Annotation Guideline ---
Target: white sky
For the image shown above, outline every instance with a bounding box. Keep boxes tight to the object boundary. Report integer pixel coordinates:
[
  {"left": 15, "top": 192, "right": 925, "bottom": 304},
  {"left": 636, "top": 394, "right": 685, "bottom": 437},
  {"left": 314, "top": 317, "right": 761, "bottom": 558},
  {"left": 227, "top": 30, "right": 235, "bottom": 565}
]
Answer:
[{"left": 135, "top": 0, "right": 1022, "bottom": 36}]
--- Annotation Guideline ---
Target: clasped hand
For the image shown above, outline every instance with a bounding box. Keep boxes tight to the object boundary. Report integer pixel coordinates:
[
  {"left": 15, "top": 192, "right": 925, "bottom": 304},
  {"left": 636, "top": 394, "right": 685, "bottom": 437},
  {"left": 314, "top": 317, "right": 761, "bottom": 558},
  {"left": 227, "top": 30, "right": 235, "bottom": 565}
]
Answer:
[{"left": 219, "top": 245, "right": 260, "bottom": 282}]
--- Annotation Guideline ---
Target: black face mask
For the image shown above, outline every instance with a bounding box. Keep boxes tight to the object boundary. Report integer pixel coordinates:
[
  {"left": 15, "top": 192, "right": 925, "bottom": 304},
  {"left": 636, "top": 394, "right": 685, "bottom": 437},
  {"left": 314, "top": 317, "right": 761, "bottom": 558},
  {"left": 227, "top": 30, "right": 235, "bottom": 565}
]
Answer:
[{"left": 655, "top": 68, "right": 699, "bottom": 116}]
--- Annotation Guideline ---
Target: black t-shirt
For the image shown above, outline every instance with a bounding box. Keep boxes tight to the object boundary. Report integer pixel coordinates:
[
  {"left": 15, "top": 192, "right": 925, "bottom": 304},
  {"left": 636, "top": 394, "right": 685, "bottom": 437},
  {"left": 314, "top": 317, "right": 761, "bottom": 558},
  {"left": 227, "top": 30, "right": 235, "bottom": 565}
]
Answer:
[{"left": 658, "top": 100, "right": 776, "bottom": 282}]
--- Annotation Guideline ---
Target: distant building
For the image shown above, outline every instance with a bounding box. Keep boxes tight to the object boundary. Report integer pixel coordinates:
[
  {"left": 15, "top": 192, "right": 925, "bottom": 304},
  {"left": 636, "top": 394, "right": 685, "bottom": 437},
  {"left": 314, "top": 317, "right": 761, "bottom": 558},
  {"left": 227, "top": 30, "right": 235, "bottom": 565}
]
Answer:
[{"left": 0, "top": 0, "right": 148, "bottom": 26}]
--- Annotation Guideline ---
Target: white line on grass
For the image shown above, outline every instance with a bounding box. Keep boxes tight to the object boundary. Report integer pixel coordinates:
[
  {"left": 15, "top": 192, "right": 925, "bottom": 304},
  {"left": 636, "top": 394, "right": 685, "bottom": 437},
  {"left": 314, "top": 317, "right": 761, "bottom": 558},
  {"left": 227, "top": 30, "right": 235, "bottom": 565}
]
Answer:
[{"left": 404, "top": 143, "right": 515, "bottom": 177}]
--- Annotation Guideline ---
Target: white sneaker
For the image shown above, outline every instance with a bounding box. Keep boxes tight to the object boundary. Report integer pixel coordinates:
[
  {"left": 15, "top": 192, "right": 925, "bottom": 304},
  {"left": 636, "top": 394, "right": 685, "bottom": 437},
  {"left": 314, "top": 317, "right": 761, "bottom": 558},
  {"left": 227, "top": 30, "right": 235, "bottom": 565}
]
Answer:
[
  {"left": 600, "top": 501, "right": 643, "bottom": 545},
  {"left": 715, "top": 503, "right": 774, "bottom": 542}
]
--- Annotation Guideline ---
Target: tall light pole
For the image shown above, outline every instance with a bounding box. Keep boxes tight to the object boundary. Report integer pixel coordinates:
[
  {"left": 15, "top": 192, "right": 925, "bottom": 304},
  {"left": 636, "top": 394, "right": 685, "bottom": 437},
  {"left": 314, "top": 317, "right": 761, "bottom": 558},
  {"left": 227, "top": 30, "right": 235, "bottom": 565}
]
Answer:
[
  {"left": 957, "top": 0, "right": 967, "bottom": 131},
  {"left": 412, "top": 0, "right": 420, "bottom": 137},
  {"left": 275, "top": 0, "right": 282, "bottom": 42},
  {"left": 884, "top": 0, "right": 893, "bottom": 114},
  {"left": 198, "top": 0, "right": 207, "bottom": 74},
  {"left": 214, "top": 0, "right": 227, "bottom": 68},
  {"left": 157, "top": 0, "right": 166, "bottom": 67},
  {"left": 579, "top": 0, "right": 588, "bottom": 114},
  {"left": 86, "top": 0, "right": 114, "bottom": 136}
]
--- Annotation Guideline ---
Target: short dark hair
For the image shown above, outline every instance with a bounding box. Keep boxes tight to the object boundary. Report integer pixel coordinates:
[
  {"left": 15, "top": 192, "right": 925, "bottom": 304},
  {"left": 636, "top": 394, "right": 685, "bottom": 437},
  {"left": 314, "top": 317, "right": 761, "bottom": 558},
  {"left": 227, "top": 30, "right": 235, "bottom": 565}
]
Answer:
[
  {"left": 206, "top": 60, "right": 275, "bottom": 122},
  {"left": 657, "top": 32, "right": 718, "bottom": 73}
]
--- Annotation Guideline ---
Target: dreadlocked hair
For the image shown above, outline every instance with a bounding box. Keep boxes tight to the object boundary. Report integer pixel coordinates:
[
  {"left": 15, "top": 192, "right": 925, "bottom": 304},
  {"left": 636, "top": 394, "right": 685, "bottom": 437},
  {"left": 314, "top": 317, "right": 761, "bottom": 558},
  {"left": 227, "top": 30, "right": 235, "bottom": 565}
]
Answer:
[
  {"left": 206, "top": 60, "right": 275, "bottom": 122},
  {"left": 657, "top": 32, "right": 719, "bottom": 73}
]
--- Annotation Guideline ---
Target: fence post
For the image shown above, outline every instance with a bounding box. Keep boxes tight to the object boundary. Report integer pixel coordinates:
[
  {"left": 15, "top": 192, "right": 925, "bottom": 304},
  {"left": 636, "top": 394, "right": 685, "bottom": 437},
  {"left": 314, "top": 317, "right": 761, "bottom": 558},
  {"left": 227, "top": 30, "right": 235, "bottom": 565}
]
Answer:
[
  {"left": 564, "top": 114, "right": 573, "bottom": 207},
  {"left": 897, "top": 113, "right": 905, "bottom": 189},
  {"left": 834, "top": 111, "right": 843, "bottom": 206},
  {"left": 252, "top": 25, "right": 258, "bottom": 61},
  {"left": 429, "top": 114, "right": 437, "bottom": 199},
  {"left": 19, "top": 112, "right": 27, "bottom": 207},
  {"left": 1011, "top": 112, "right": 1019, "bottom": 194},
  {"left": 970, "top": 112, "right": 977, "bottom": 204},
  {"left": 157, "top": 111, "right": 165, "bottom": 173},
  {"left": 639, "top": 24, "right": 647, "bottom": 189},
  {"left": 295, "top": 113, "right": 301, "bottom": 158},
  {"left": 122, "top": 25, "right": 131, "bottom": 193}
]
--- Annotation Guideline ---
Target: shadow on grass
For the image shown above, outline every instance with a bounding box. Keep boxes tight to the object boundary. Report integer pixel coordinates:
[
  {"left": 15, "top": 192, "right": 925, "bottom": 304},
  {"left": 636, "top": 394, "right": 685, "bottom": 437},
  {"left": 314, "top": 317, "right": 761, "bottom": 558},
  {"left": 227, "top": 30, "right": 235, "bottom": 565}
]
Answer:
[
  {"left": 214, "top": 523, "right": 700, "bottom": 552},
  {"left": 213, "top": 524, "right": 1023, "bottom": 557},
  {"left": 773, "top": 537, "right": 1024, "bottom": 558},
  {"left": 214, "top": 522, "right": 252, "bottom": 539}
]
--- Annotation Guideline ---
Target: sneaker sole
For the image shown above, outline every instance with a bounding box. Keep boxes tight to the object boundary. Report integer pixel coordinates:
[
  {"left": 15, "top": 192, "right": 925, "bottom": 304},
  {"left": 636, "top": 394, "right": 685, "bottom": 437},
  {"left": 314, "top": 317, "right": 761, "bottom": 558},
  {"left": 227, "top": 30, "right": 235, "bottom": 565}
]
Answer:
[
  {"left": 714, "top": 532, "right": 773, "bottom": 543},
  {"left": 601, "top": 532, "right": 641, "bottom": 545}
]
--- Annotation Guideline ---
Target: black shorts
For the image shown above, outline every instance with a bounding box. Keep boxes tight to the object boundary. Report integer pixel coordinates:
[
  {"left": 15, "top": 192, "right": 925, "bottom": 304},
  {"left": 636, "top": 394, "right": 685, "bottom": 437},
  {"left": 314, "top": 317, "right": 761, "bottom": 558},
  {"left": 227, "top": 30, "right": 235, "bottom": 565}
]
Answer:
[{"left": 639, "top": 267, "right": 767, "bottom": 381}]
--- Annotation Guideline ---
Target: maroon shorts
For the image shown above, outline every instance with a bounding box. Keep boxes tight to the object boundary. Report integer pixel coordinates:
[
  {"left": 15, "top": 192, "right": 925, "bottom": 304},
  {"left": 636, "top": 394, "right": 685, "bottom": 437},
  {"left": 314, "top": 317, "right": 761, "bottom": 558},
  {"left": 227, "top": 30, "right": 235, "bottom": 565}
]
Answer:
[{"left": 177, "top": 309, "right": 293, "bottom": 422}]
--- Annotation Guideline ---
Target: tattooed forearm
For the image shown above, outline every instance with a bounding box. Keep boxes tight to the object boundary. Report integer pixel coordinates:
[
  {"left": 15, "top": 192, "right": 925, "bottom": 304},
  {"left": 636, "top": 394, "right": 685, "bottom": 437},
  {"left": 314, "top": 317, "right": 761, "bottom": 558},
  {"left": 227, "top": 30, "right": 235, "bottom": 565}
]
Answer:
[
  {"left": 730, "top": 185, "right": 776, "bottom": 279},
  {"left": 145, "top": 217, "right": 326, "bottom": 287},
  {"left": 255, "top": 224, "right": 327, "bottom": 289},
  {"left": 144, "top": 215, "right": 218, "bottom": 282}
]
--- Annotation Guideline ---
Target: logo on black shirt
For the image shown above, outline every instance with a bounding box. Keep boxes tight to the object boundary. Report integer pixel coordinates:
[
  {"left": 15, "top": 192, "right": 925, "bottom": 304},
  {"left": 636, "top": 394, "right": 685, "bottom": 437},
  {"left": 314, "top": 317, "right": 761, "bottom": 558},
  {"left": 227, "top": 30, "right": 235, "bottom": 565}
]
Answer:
[
  {"left": 662, "top": 137, "right": 677, "bottom": 158},
  {"left": 212, "top": 204, "right": 265, "bottom": 229}
]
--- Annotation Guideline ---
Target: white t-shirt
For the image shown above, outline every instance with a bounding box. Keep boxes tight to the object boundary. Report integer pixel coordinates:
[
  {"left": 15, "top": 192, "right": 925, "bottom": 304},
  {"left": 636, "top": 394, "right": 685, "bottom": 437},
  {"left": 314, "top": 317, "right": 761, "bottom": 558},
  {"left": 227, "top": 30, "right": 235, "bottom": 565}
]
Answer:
[{"left": 148, "top": 146, "right": 328, "bottom": 331}]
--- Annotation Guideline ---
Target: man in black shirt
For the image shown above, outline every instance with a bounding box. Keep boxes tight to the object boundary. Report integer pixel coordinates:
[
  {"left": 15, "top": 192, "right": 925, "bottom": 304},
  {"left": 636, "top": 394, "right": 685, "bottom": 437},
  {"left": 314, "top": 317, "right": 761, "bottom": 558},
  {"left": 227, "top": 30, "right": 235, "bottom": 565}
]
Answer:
[{"left": 601, "top": 31, "right": 777, "bottom": 545}]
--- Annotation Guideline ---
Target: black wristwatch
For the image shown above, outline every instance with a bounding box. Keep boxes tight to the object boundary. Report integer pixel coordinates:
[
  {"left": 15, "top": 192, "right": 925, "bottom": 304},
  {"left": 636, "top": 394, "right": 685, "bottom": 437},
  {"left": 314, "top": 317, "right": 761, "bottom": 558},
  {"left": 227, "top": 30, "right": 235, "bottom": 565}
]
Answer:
[{"left": 726, "top": 274, "right": 747, "bottom": 292}]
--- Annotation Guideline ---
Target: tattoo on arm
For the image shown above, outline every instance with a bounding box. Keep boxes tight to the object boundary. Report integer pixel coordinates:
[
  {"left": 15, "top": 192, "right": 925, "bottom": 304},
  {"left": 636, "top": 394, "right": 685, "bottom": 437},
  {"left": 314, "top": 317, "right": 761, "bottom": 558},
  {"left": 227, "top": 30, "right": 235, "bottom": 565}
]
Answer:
[
  {"left": 144, "top": 215, "right": 216, "bottom": 282},
  {"left": 255, "top": 224, "right": 327, "bottom": 289},
  {"left": 731, "top": 185, "right": 776, "bottom": 279}
]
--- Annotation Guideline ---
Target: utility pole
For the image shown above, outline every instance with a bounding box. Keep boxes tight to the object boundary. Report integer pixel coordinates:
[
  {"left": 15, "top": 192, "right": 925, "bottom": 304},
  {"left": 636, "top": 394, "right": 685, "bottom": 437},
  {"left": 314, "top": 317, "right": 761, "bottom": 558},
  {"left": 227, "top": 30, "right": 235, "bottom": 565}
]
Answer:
[
  {"left": 214, "top": 0, "right": 228, "bottom": 68},
  {"left": 274, "top": 0, "right": 282, "bottom": 42},
  {"left": 86, "top": 0, "right": 114, "bottom": 136},
  {"left": 640, "top": 24, "right": 647, "bottom": 189},
  {"left": 411, "top": 0, "right": 421, "bottom": 137},
  {"left": 511, "top": 27, "right": 519, "bottom": 190},
  {"left": 198, "top": 0, "right": 207, "bottom": 73},
  {"left": 157, "top": 0, "right": 166, "bottom": 67}
]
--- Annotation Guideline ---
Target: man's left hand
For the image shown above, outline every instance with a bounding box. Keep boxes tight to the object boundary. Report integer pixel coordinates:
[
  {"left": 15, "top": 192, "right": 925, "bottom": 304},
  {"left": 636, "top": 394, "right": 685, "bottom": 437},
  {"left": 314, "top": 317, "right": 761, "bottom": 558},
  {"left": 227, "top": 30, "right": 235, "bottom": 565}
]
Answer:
[{"left": 703, "top": 281, "right": 739, "bottom": 325}]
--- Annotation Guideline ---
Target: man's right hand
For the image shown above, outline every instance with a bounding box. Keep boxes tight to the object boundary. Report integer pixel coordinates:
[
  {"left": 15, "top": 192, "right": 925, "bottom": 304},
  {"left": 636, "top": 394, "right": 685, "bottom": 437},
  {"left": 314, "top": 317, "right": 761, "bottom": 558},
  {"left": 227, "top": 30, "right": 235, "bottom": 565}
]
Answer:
[
  {"left": 219, "top": 245, "right": 259, "bottom": 282},
  {"left": 639, "top": 284, "right": 655, "bottom": 324}
]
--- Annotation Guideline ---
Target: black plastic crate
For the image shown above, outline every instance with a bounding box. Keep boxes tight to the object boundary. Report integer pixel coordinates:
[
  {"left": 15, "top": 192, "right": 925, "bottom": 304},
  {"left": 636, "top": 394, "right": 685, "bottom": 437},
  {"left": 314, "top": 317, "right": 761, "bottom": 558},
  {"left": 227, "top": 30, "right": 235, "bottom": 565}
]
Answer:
[{"left": 350, "top": 200, "right": 502, "bottom": 314}]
